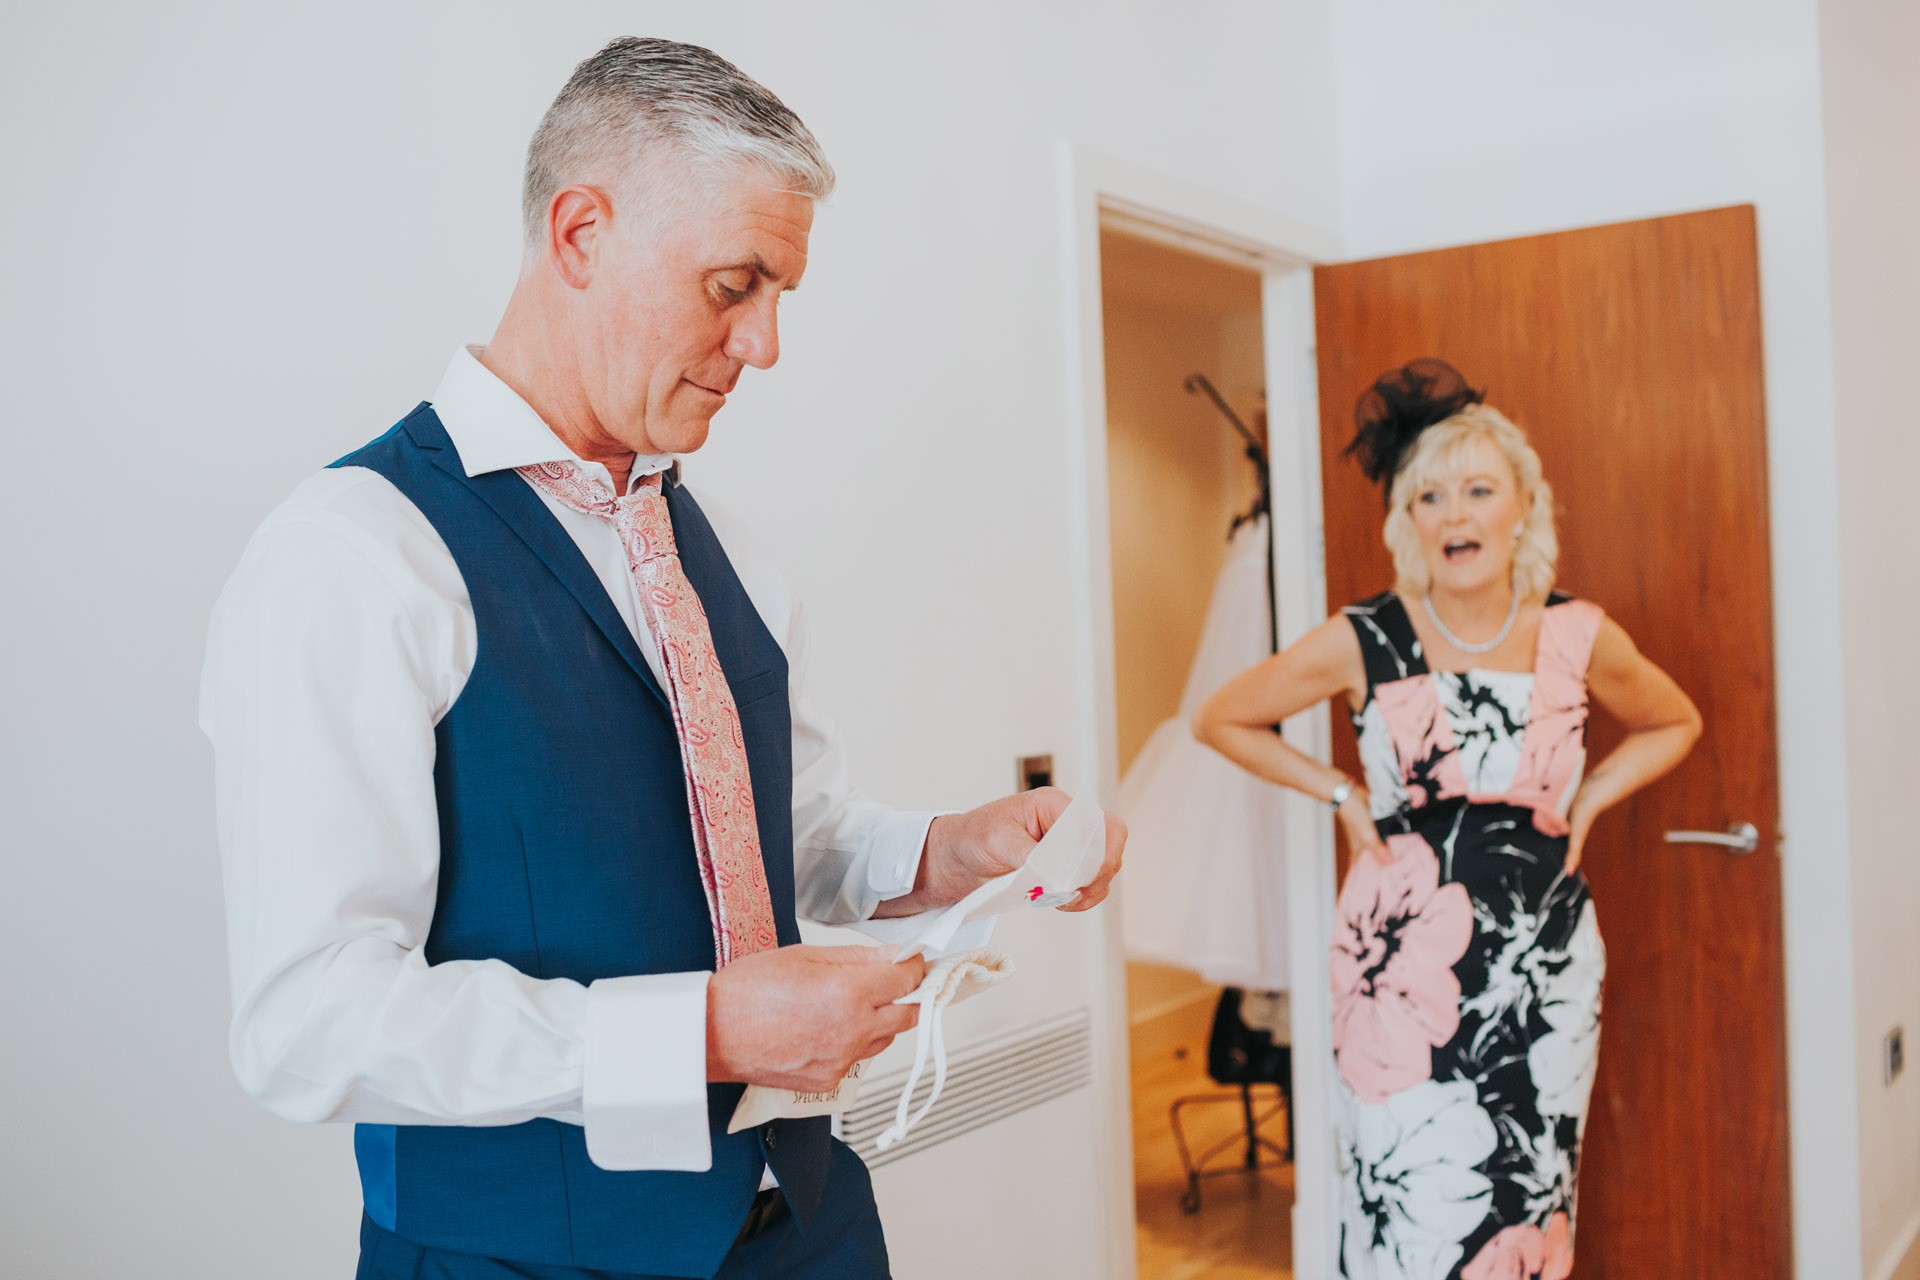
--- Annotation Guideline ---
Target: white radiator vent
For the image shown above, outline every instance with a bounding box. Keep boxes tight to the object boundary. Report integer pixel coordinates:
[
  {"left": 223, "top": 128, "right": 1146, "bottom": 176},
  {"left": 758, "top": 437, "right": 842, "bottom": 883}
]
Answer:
[{"left": 840, "top": 1007, "right": 1092, "bottom": 1168}]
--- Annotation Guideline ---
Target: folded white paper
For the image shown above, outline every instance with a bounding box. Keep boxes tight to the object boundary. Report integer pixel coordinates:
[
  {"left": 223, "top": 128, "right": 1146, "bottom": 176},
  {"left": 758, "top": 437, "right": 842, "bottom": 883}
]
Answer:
[
  {"left": 725, "top": 797, "right": 1108, "bottom": 1139},
  {"left": 854, "top": 794, "right": 1109, "bottom": 961}
]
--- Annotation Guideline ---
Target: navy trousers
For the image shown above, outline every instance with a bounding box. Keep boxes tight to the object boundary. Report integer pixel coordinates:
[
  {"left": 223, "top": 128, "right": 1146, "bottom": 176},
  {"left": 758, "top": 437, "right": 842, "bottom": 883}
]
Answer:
[{"left": 354, "top": 1144, "right": 890, "bottom": 1280}]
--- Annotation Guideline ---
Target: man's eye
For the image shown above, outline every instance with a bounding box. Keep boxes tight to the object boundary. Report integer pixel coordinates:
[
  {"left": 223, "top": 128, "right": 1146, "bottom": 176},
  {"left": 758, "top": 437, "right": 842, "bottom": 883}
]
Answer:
[{"left": 710, "top": 277, "right": 752, "bottom": 304}]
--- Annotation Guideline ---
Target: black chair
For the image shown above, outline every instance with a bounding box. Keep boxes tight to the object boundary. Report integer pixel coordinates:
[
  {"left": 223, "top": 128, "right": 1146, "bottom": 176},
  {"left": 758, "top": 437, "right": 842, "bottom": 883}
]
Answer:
[{"left": 1168, "top": 986, "right": 1293, "bottom": 1213}]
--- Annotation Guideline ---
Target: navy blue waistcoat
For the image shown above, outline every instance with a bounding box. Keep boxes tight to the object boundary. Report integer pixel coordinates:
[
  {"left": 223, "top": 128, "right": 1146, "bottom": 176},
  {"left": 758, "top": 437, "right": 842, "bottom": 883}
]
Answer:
[{"left": 334, "top": 405, "right": 833, "bottom": 1277}]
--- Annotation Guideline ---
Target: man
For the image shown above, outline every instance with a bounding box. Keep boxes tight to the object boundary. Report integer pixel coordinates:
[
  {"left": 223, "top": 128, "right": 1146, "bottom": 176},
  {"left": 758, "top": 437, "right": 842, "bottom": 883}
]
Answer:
[{"left": 201, "top": 37, "right": 1122, "bottom": 1280}]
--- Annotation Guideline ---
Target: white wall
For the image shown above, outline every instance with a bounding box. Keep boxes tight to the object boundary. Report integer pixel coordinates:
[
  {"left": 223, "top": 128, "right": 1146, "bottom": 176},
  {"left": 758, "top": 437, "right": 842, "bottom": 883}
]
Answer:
[
  {"left": 1328, "top": 2, "right": 1862, "bottom": 1275},
  {"left": 1820, "top": 1, "right": 1920, "bottom": 1276},
  {"left": 0, "top": 2, "right": 1339, "bottom": 1276}
]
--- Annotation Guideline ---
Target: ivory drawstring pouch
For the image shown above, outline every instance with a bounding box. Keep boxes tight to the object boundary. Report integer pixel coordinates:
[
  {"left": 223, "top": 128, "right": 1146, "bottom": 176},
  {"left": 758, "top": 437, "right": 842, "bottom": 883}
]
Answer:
[
  {"left": 726, "top": 797, "right": 1108, "bottom": 1140},
  {"left": 726, "top": 948, "right": 1012, "bottom": 1137}
]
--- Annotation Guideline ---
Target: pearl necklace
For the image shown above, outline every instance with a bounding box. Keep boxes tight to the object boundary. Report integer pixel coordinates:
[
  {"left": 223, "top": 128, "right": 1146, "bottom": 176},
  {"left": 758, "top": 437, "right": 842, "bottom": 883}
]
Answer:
[{"left": 1422, "top": 591, "right": 1519, "bottom": 655}]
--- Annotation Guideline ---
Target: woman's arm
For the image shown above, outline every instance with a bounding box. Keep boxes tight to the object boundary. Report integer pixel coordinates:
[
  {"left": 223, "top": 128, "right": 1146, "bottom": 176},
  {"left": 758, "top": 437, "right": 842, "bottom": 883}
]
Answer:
[
  {"left": 1192, "top": 614, "right": 1390, "bottom": 862},
  {"left": 1565, "top": 617, "right": 1705, "bottom": 872}
]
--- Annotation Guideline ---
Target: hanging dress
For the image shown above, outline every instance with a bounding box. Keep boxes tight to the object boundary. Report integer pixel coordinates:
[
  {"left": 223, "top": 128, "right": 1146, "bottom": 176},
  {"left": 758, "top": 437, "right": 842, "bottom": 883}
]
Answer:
[
  {"left": 1117, "top": 516, "right": 1291, "bottom": 992},
  {"left": 1333, "top": 591, "right": 1605, "bottom": 1280}
]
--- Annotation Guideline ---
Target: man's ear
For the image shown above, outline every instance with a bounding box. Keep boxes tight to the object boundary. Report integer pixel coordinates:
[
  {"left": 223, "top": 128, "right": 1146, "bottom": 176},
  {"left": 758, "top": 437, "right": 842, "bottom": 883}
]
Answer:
[{"left": 545, "top": 185, "right": 609, "bottom": 291}]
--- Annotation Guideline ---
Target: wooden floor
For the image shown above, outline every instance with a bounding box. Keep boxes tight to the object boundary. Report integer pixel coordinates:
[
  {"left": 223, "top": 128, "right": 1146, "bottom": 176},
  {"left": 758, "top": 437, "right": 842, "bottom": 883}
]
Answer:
[{"left": 1129, "top": 963, "right": 1293, "bottom": 1280}]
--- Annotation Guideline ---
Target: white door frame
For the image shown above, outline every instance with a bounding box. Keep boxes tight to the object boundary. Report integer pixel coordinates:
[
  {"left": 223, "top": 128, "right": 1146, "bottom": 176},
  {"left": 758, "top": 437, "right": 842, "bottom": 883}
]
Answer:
[{"left": 1054, "top": 142, "right": 1342, "bottom": 1279}]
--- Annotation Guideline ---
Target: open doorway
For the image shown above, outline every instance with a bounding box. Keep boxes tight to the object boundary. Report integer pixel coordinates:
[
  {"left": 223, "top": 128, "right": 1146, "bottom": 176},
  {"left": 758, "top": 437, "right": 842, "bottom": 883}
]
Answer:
[
  {"left": 1098, "top": 226, "right": 1293, "bottom": 1277},
  {"left": 1060, "top": 146, "right": 1340, "bottom": 1279}
]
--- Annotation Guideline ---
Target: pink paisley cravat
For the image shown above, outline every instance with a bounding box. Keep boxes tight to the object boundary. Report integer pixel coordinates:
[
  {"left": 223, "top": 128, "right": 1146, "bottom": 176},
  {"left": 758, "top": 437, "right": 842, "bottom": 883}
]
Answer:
[{"left": 518, "top": 460, "right": 779, "bottom": 968}]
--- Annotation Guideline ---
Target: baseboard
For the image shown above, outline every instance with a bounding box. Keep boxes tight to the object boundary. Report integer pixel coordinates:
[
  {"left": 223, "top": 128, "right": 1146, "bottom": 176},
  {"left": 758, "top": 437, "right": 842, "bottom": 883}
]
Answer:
[{"left": 1871, "top": 1211, "right": 1920, "bottom": 1280}]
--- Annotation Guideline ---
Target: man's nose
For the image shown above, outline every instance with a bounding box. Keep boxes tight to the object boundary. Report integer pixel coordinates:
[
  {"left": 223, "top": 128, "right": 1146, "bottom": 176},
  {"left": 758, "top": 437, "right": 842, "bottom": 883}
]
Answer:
[{"left": 724, "top": 296, "right": 780, "bottom": 370}]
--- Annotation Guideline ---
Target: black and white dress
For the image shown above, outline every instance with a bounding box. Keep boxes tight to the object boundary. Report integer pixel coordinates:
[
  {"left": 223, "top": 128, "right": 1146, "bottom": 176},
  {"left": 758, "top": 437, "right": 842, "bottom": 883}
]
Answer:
[{"left": 1332, "top": 592, "right": 1606, "bottom": 1280}]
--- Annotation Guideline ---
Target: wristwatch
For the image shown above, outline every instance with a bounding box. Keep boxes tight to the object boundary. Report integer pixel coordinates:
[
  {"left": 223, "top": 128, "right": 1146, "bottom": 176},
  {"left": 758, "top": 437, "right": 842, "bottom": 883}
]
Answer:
[{"left": 1328, "top": 777, "right": 1355, "bottom": 813}]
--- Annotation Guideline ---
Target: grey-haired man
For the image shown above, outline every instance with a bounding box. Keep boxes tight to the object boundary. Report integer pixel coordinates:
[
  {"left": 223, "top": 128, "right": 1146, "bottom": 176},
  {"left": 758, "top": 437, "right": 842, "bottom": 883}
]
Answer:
[{"left": 202, "top": 35, "right": 1123, "bottom": 1280}]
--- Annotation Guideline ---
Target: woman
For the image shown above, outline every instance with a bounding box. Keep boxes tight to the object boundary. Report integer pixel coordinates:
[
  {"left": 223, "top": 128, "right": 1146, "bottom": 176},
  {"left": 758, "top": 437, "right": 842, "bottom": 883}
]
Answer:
[{"left": 1194, "top": 360, "right": 1702, "bottom": 1280}]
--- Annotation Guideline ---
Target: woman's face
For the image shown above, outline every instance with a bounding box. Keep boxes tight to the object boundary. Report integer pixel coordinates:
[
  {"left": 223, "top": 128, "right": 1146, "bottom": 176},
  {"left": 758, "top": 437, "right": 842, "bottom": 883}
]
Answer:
[{"left": 1408, "top": 434, "right": 1530, "bottom": 598}]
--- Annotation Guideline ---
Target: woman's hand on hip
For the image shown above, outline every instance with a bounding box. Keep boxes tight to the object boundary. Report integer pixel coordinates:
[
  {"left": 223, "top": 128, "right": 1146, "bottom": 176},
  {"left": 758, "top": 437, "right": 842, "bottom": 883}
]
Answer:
[
  {"left": 1563, "top": 804, "right": 1597, "bottom": 875},
  {"left": 1337, "top": 789, "right": 1393, "bottom": 864}
]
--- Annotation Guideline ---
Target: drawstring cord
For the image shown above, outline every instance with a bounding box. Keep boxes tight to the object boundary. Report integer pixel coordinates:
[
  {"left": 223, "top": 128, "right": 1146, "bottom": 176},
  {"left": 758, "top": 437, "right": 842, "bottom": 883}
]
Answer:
[
  {"left": 872, "top": 950, "right": 1012, "bottom": 1151},
  {"left": 875, "top": 985, "right": 949, "bottom": 1151}
]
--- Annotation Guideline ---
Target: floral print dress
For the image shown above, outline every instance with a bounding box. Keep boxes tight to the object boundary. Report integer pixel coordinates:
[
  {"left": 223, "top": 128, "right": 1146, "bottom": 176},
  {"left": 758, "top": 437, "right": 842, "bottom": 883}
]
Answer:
[{"left": 1332, "top": 592, "right": 1606, "bottom": 1280}]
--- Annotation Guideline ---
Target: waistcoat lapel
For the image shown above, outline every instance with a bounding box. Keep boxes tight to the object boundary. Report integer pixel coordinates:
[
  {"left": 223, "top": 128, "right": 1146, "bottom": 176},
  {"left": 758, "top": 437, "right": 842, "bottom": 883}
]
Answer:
[{"left": 402, "top": 405, "right": 669, "bottom": 712}]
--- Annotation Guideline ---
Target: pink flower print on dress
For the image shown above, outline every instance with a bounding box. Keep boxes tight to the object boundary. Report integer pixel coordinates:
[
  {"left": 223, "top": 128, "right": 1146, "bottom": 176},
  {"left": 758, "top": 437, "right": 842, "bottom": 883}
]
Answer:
[
  {"left": 1506, "top": 601, "right": 1603, "bottom": 836},
  {"left": 1331, "top": 832, "right": 1474, "bottom": 1103},
  {"left": 1375, "top": 674, "right": 1469, "bottom": 809},
  {"left": 1461, "top": 1211, "right": 1574, "bottom": 1280}
]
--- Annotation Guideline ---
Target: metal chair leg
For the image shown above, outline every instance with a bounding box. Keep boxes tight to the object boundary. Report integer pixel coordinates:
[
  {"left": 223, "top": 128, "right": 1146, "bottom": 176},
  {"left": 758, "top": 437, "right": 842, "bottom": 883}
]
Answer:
[{"left": 1167, "top": 1082, "right": 1291, "bottom": 1214}]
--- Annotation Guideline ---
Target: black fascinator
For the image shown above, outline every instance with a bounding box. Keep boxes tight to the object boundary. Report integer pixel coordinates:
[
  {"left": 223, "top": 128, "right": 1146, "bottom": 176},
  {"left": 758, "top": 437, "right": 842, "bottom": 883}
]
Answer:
[{"left": 1345, "top": 358, "right": 1486, "bottom": 503}]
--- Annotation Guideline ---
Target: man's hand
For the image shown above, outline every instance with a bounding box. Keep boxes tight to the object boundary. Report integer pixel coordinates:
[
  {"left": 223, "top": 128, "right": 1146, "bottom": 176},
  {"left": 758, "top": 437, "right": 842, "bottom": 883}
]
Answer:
[
  {"left": 873, "top": 786, "right": 1126, "bottom": 919},
  {"left": 707, "top": 945, "right": 926, "bottom": 1091}
]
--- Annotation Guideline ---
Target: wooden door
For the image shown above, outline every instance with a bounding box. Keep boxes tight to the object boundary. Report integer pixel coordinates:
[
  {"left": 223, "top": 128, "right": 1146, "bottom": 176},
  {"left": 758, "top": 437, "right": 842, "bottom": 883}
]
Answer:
[{"left": 1312, "top": 206, "right": 1789, "bottom": 1278}]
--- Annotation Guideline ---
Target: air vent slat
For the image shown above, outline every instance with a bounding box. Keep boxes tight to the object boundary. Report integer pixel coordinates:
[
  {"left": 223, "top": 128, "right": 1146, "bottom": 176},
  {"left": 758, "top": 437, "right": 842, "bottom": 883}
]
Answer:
[
  {"left": 840, "top": 1062, "right": 1088, "bottom": 1152},
  {"left": 840, "top": 1053, "right": 1089, "bottom": 1143},
  {"left": 841, "top": 1008, "right": 1092, "bottom": 1168},
  {"left": 849, "top": 1069, "right": 1090, "bottom": 1161}
]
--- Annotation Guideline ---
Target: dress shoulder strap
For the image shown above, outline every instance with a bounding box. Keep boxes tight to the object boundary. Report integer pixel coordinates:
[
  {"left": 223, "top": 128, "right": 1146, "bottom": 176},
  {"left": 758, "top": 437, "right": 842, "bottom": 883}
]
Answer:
[
  {"left": 1535, "top": 593, "right": 1606, "bottom": 684},
  {"left": 1342, "top": 591, "right": 1428, "bottom": 693}
]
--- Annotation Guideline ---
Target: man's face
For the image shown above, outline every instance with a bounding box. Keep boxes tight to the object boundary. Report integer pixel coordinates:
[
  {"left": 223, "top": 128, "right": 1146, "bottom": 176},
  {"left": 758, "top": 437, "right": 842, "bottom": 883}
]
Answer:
[{"left": 584, "top": 165, "right": 812, "bottom": 456}]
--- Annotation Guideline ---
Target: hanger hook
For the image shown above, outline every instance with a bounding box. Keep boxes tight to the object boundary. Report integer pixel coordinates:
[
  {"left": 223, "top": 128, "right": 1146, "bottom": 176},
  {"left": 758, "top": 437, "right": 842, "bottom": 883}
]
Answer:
[{"left": 1185, "top": 373, "right": 1263, "bottom": 458}]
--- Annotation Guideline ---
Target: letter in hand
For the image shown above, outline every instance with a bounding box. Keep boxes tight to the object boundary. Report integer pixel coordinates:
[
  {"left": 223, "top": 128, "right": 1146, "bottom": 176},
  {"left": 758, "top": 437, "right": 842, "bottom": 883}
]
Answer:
[
  {"left": 706, "top": 945, "right": 928, "bottom": 1091},
  {"left": 876, "top": 786, "right": 1128, "bottom": 919}
]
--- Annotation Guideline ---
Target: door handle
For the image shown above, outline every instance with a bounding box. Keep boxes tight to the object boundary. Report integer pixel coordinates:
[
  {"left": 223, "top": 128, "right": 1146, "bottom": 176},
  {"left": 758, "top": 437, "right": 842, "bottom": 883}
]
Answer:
[{"left": 1663, "top": 822, "right": 1760, "bottom": 855}]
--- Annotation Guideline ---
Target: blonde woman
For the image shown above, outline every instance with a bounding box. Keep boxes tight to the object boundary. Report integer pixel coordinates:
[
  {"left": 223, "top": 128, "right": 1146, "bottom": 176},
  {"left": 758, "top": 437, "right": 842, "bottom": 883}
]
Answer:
[{"left": 1194, "top": 360, "right": 1701, "bottom": 1280}]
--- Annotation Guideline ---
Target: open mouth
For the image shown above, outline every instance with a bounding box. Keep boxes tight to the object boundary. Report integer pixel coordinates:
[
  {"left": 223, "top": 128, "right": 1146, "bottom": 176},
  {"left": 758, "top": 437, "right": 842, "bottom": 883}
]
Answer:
[{"left": 1443, "top": 538, "right": 1482, "bottom": 562}]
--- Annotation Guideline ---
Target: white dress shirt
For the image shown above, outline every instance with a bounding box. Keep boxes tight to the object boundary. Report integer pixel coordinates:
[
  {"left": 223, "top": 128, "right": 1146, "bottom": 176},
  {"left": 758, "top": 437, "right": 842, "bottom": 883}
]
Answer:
[{"left": 200, "top": 348, "right": 935, "bottom": 1173}]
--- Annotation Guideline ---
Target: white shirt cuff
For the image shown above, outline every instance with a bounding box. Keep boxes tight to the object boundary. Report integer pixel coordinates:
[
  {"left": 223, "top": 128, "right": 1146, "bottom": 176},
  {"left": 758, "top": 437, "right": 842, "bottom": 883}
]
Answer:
[
  {"left": 583, "top": 971, "right": 712, "bottom": 1172},
  {"left": 866, "top": 810, "right": 945, "bottom": 904}
]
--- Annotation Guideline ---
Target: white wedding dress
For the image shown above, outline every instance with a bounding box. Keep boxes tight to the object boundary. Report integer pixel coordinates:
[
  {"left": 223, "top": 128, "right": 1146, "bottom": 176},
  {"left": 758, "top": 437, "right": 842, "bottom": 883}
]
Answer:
[{"left": 1117, "top": 516, "right": 1291, "bottom": 992}]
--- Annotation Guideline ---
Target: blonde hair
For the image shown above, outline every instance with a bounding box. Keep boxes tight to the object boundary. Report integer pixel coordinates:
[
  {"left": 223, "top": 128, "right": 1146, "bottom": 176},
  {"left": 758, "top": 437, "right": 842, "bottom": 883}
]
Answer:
[{"left": 1383, "top": 404, "right": 1558, "bottom": 602}]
